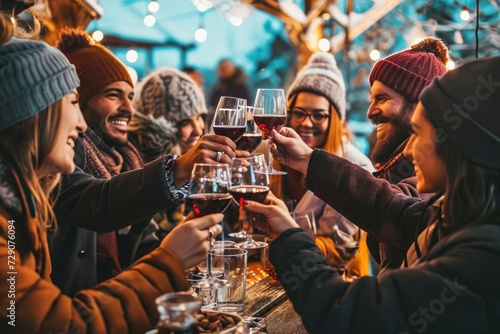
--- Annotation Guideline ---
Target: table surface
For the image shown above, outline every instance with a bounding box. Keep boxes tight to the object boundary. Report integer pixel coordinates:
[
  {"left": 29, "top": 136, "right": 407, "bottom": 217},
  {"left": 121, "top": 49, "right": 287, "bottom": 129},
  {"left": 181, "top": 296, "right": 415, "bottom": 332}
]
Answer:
[{"left": 244, "top": 263, "right": 307, "bottom": 334}]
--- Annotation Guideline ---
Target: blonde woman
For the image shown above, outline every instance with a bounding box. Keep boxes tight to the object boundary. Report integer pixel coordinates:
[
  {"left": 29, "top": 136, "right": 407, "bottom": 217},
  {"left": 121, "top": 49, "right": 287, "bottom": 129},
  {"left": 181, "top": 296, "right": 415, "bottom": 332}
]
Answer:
[{"left": 270, "top": 52, "right": 374, "bottom": 277}]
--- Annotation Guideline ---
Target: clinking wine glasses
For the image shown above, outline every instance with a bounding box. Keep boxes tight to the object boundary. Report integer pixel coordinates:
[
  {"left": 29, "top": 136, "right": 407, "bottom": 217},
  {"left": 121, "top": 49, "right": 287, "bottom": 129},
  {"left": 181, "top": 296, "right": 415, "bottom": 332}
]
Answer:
[
  {"left": 253, "top": 89, "right": 287, "bottom": 175},
  {"left": 211, "top": 96, "right": 247, "bottom": 142},
  {"left": 187, "top": 163, "right": 232, "bottom": 307},
  {"left": 229, "top": 154, "right": 269, "bottom": 249},
  {"left": 235, "top": 106, "right": 263, "bottom": 153}
]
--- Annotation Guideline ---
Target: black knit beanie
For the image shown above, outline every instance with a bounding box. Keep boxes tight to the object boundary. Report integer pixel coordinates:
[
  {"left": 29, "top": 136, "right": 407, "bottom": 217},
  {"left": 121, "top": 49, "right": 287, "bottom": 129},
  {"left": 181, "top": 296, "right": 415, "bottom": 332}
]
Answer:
[{"left": 420, "top": 56, "right": 500, "bottom": 170}]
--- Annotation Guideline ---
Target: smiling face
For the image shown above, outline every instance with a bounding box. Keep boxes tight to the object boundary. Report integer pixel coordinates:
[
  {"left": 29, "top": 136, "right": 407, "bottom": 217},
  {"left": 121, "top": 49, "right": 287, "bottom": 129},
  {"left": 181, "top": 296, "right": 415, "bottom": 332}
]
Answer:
[
  {"left": 368, "top": 81, "right": 414, "bottom": 164},
  {"left": 177, "top": 114, "right": 205, "bottom": 154},
  {"left": 82, "top": 81, "right": 135, "bottom": 147},
  {"left": 288, "top": 92, "right": 331, "bottom": 149},
  {"left": 40, "top": 90, "right": 81, "bottom": 177},
  {"left": 403, "top": 103, "right": 447, "bottom": 193}
]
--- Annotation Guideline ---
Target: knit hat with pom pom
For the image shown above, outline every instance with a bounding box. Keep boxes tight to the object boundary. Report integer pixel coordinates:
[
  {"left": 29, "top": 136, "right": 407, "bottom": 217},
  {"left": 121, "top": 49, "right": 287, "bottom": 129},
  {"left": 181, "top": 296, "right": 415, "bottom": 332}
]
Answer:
[
  {"left": 287, "top": 52, "right": 346, "bottom": 120},
  {"left": 57, "top": 29, "right": 132, "bottom": 107},
  {"left": 369, "top": 37, "right": 449, "bottom": 102}
]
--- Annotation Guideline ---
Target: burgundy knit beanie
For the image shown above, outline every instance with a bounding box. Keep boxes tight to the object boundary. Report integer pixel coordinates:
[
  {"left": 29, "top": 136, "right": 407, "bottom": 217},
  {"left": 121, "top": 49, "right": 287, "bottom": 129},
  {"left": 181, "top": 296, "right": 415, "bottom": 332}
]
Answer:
[
  {"left": 57, "top": 29, "right": 133, "bottom": 107},
  {"left": 369, "top": 37, "right": 449, "bottom": 102}
]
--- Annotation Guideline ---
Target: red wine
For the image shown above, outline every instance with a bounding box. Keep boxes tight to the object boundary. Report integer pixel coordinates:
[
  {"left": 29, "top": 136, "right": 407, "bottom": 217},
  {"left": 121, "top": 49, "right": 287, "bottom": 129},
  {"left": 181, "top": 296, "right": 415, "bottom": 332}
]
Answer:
[
  {"left": 188, "top": 193, "right": 232, "bottom": 217},
  {"left": 235, "top": 133, "right": 263, "bottom": 152},
  {"left": 229, "top": 185, "right": 269, "bottom": 205},
  {"left": 253, "top": 115, "right": 287, "bottom": 138},
  {"left": 213, "top": 125, "right": 246, "bottom": 142}
]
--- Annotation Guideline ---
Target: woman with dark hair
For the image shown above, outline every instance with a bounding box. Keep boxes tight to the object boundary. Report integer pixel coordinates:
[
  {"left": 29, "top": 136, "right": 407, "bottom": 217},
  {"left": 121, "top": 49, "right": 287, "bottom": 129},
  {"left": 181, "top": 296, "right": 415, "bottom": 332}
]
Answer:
[
  {"left": 243, "top": 56, "right": 500, "bottom": 333},
  {"left": 0, "top": 15, "right": 222, "bottom": 333}
]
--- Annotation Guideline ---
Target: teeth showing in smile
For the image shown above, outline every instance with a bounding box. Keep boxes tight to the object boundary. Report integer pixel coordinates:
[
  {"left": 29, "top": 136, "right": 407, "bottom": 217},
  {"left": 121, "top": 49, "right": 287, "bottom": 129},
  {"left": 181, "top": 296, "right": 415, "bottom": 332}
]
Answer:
[
  {"left": 110, "top": 120, "right": 128, "bottom": 126},
  {"left": 300, "top": 132, "right": 314, "bottom": 138},
  {"left": 67, "top": 138, "right": 75, "bottom": 148}
]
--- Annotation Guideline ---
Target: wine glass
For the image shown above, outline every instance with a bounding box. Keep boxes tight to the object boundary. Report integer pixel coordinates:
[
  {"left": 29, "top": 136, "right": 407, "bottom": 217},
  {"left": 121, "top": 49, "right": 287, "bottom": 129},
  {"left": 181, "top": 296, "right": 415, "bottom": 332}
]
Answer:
[
  {"left": 331, "top": 224, "right": 361, "bottom": 281},
  {"left": 235, "top": 106, "right": 264, "bottom": 153},
  {"left": 187, "top": 163, "right": 232, "bottom": 306},
  {"left": 211, "top": 96, "right": 247, "bottom": 142},
  {"left": 253, "top": 89, "right": 287, "bottom": 175},
  {"left": 228, "top": 154, "right": 269, "bottom": 249},
  {"left": 294, "top": 212, "right": 317, "bottom": 238}
]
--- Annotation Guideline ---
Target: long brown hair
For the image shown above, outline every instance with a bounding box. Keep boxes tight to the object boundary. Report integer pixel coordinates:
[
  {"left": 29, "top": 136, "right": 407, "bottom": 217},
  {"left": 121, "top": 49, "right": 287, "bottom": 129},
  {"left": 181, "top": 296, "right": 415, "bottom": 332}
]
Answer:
[
  {"left": 435, "top": 137, "right": 500, "bottom": 230},
  {"left": 0, "top": 15, "right": 63, "bottom": 229},
  {"left": 270, "top": 92, "right": 349, "bottom": 197}
]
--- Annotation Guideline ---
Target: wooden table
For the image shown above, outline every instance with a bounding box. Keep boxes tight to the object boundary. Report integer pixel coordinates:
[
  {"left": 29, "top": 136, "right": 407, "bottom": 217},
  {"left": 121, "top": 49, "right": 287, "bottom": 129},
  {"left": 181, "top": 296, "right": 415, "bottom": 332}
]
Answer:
[{"left": 243, "top": 263, "right": 308, "bottom": 334}]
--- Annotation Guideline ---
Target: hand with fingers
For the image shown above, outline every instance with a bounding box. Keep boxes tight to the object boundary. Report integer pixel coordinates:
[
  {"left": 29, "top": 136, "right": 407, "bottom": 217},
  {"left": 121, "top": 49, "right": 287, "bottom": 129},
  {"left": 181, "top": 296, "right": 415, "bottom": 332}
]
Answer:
[
  {"left": 160, "top": 212, "right": 224, "bottom": 269},
  {"left": 241, "top": 192, "right": 299, "bottom": 240},
  {"left": 270, "top": 127, "right": 314, "bottom": 175},
  {"left": 173, "top": 134, "right": 237, "bottom": 187}
]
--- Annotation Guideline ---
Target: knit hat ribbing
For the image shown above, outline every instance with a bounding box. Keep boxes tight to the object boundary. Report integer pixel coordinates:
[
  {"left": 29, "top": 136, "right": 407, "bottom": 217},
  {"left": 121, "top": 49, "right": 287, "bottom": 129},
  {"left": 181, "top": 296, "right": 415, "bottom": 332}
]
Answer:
[
  {"left": 133, "top": 67, "right": 207, "bottom": 124},
  {"left": 287, "top": 52, "right": 346, "bottom": 120},
  {"left": 57, "top": 29, "right": 132, "bottom": 107},
  {"left": 369, "top": 37, "right": 449, "bottom": 102},
  {"left": 0, "top": 38, "right": 80, "bottom": 132},
  {"left": 420, "top": 56, "right": 500, "bottom": 170}
]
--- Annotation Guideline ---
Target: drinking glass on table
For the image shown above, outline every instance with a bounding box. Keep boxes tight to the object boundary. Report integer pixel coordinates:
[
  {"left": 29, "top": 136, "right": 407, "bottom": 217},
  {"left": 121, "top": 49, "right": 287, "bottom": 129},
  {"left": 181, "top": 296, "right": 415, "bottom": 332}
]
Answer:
[
  {"left": 228, "top": 154, "right": 270, "bottom": 249},
  {"left": 294, "top": 212, "right": 317, "bottom": 238},
  {"left": 235, "top": 106, "right": 264, "bottom": 153},
  {"left": 211, "top": 96, "right": 247, "bottom": 142},
  {"left": 187, "top": 163, "right": 232, "bottom": 306},
  {"left": 253, "top": 89, "right": 287, "bottom": 175}
]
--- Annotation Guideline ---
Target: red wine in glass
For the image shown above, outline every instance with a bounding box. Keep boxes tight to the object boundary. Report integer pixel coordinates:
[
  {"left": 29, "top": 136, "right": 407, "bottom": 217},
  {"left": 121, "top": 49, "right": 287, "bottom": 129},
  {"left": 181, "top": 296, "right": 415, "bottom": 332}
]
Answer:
[
  {"left": 229, "top": 185, "right": 269, "bottom": 205},
  {"left": 213, "top": 125, "right": 246, "bottom": 142},
  {"left": 235, "top": 133, "right": 263, "bottom": 153},
  {"left": 253, "top": 115, "right": 287, "bottom": 139},
  {"left": 187, "top": 193, "right": 232, "bottom": 218}
]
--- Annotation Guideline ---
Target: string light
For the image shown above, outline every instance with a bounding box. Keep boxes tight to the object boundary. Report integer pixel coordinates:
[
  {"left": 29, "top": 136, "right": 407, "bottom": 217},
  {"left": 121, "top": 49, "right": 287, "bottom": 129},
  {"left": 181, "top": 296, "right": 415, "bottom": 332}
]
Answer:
[
  {"left": 92, "top": 30, "right": 104, "bottom": 42},
  {"left": 460, "top": 7, "right": 470, "bottom": 21},
  {"left": 446, "top": 60, "right": 456, "bottom": 70},
  {"left": 195, "top": 12, "right": 207, "bottom": 42},
  {"left": 126, "top": 49, "right": 138, "bottom": 63},
  {"left": 318, "top": 38, "right": 330, "bottom": 52},
  {"left": 369, "top": 49, "right": 381, "bottom": 61},
  {"left": 144, "top": 14, "right": 156, "bottom": 27},
  {"left": 148, "top": 0, "right": 160, "bottom": 13}
]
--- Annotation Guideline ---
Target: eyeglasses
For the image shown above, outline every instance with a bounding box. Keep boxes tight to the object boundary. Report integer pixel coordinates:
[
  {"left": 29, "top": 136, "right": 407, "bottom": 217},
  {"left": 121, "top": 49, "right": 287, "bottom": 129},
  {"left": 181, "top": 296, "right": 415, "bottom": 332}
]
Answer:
[{"left": 288, "top": 110, "right": 330, "bottom": 125}]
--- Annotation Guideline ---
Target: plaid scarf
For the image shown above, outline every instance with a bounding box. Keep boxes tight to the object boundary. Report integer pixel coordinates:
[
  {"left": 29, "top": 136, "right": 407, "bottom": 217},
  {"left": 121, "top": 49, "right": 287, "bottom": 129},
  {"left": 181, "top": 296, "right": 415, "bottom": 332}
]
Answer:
[{"left": 82, "top": 129, "right": 143, "bottom": 280}]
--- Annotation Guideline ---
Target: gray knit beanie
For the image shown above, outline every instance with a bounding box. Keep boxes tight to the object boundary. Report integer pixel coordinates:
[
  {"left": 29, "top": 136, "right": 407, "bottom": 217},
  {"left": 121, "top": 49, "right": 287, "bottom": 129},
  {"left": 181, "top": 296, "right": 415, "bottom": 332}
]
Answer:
[
  {"left": 0, "top": 38, "right": 80, "bottom": 132},
  {"left": 287, "top": 52, "right": 346, "bottom": 120},
  {"left": 133, "top": 67, "right": 207, "bottom": 124}
]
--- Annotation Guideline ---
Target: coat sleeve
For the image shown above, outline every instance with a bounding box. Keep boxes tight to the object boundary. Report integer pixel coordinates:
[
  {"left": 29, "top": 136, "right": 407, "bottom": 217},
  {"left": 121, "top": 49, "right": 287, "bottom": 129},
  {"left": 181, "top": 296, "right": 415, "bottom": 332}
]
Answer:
[
  {"left": 0, "top": 224, "right": 189, "bottom": 334},
  {"left": 53, "top": 156, "right": 182, "bottom": 232},
  {"left": 269, "top": 228, "right": 498, "bottom": 334},
  {"left": 306, "top": 149, "right": 430, "bottom": 249}
]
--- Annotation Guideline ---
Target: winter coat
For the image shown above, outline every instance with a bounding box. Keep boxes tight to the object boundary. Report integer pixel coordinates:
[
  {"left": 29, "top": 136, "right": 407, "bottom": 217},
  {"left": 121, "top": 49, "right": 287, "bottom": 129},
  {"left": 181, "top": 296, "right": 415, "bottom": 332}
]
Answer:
[
  {"left": 290, "top": 141, "right": 375, "bottom": 277},
  {"left": 269, "top": 150, "right": 500, "bottom": 333},
  {"left": 0, "top": 154, "right": 189, "bottom": 333},
  {"left": 50, "top": 153, "right": 186, "bottom": 296}
]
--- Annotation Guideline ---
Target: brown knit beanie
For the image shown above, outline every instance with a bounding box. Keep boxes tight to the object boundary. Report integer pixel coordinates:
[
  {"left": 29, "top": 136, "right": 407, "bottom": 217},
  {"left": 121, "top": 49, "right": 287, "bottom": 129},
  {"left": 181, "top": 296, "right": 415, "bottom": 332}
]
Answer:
[
  {"left": 57, "top": 29, "right": 133, "bottom": 107},
  {"left": 369, "top": 37, "right": 449, "bottom": 102},
  {"left": 287, "top": 52, "right": 346, "bottom": 120},
  {"left": 133, "top": 67, "right": 207, "bottom": 124},
  {"left": 420, "top": 56, "right": 500, "bottom": 170}
]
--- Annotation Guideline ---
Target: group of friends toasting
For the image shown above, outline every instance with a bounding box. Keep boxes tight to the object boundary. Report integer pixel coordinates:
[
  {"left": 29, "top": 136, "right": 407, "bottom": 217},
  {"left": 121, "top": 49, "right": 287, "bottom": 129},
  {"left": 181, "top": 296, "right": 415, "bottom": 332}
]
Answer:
[{"left": 1, "top": 5, "right": 500, "bottom": 333}]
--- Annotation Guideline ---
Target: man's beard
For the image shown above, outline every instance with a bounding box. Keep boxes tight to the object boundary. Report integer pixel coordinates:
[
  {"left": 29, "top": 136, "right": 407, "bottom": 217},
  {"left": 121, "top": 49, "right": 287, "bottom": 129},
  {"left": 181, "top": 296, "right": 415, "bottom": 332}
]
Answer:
[{"left": 371, "top": 103, "right": 413, "bottom": 165}]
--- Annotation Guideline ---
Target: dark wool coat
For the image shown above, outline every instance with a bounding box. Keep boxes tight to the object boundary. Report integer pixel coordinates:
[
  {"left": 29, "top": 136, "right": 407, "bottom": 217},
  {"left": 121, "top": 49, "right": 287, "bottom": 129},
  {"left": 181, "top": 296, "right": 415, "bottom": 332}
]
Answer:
[
  {"left": 269, "top": 149, "right": 500, "bottom": 333},
  {"left": 0, "top": 155, "right": 189, "bottom": 333},
  {"left": 50, "top": 154, "right": 184, "bottom": 296}
]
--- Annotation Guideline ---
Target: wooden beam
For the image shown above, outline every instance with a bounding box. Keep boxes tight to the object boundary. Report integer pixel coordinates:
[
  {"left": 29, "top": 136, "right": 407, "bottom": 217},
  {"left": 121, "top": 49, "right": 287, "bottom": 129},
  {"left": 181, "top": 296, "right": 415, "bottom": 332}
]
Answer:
[{"left": 331, "top": 0, "right": 403, "bottom": 53}]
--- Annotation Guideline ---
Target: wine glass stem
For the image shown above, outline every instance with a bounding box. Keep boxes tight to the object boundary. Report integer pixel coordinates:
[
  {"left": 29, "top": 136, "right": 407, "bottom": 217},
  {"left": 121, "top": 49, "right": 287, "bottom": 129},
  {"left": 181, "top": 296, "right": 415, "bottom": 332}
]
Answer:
[{"left": 267, "top": 138, "right": 274, "bottom": 171}]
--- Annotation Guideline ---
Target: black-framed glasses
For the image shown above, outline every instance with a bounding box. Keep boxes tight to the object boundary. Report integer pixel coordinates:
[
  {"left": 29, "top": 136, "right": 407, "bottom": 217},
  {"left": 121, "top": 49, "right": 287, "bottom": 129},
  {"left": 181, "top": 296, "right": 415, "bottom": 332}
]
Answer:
[{"left": 288, "top": 110, "right": 330, "bottom": 125}]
